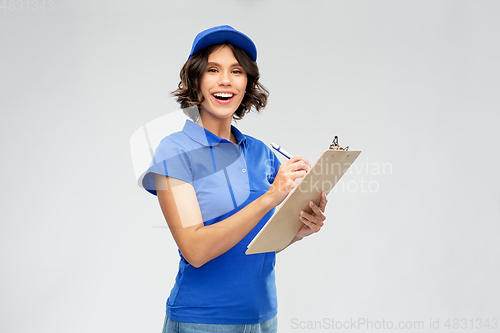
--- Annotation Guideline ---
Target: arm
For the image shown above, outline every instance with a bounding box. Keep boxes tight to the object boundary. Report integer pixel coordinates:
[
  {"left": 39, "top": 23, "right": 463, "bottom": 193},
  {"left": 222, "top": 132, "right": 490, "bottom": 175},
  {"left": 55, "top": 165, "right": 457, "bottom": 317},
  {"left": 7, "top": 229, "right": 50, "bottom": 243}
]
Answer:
[{"left": 155, "top": 155, "right": 311, "bottom": 268}]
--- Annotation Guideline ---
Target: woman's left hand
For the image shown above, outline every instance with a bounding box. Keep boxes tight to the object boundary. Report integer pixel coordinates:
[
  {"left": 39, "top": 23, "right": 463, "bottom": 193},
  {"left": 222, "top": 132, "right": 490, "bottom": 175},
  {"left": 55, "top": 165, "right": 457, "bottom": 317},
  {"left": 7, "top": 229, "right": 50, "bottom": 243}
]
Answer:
[{"left": 295, "top": 191, "right": 328, "bottom": 240}]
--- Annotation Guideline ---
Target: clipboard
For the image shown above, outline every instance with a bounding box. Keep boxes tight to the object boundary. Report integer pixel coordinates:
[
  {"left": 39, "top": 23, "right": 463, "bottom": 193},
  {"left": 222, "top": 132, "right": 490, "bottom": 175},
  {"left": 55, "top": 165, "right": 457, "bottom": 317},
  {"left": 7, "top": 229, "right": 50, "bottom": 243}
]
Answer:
[{"left": 246, "top": 137, "right": 361, "bottom": 255}]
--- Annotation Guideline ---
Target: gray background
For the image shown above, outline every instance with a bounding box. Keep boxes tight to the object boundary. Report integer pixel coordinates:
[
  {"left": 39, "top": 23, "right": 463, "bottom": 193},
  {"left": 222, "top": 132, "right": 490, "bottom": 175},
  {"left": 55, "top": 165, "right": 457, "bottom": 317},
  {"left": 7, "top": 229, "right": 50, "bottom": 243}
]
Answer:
[{"left": 1, "top": 0, "right": 499, "bottom": 332}]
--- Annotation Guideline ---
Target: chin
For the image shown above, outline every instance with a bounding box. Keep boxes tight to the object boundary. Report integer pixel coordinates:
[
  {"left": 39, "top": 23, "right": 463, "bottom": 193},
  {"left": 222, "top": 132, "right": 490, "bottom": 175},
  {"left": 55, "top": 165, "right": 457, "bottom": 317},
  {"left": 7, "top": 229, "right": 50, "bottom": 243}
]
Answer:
[{"left": 201, "top": 105, "right": 239, "bottom": 120}]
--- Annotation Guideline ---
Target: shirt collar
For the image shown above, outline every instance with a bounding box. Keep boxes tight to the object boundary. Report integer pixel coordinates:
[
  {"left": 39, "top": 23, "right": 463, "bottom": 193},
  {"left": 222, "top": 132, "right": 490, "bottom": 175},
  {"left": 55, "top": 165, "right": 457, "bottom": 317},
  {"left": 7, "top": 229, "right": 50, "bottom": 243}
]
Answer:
[{"left": 182, "top": 120, "right": 247, "bottom": 147}]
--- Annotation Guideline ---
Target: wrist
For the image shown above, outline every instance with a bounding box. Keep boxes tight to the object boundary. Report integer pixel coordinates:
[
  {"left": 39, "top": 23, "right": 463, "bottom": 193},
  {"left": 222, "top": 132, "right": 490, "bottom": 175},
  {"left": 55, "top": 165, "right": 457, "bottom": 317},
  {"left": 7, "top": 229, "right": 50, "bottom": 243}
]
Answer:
[{"left": 259, "top": 191, "right": 276, "bottom": 211}]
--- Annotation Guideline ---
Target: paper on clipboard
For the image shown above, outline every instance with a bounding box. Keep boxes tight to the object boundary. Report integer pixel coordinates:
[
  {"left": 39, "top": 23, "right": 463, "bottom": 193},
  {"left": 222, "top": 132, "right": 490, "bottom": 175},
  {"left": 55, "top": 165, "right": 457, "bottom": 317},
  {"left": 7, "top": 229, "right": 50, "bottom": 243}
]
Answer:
[{"left": 246, "top": 145, "right": 361, "bottom": 255}]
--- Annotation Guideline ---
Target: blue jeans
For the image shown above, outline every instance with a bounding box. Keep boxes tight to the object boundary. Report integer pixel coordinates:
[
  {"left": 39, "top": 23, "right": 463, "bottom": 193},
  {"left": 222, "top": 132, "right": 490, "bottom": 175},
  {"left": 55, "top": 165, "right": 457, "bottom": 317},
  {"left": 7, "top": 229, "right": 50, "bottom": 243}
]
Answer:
[{"left": 162, "top": 314, "right": 278, "bottom": 333}]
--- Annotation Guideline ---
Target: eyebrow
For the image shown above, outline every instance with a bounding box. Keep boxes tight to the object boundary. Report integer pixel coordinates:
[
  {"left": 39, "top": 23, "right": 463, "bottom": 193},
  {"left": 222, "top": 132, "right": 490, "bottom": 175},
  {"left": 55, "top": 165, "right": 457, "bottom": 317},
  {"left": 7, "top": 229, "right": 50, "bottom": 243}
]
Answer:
[{"left": 207, "top": 62, "right": 242, "bottom": 67}]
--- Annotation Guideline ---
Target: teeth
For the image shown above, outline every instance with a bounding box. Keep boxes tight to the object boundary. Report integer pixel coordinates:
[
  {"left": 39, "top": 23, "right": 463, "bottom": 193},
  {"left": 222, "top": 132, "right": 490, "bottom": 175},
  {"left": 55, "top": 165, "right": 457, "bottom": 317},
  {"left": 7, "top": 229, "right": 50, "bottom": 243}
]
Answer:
[{"left": 213, "top": 93, "right": 233, "bottom": 98}]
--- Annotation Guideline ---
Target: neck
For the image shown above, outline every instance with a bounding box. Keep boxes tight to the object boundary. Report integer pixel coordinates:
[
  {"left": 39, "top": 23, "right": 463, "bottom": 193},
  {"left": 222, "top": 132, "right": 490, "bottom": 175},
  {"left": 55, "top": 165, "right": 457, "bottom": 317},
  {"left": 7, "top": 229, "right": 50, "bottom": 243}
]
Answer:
[{"left": 197, "top": 108, "right": 236, "bottom": 144}]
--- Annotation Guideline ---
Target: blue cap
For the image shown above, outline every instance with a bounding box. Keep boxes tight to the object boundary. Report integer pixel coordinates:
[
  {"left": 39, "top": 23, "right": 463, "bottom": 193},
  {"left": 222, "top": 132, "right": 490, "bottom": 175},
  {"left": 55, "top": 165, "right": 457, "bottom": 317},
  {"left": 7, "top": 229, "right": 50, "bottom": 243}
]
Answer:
[{"left": 189, "top": 25, "right": 257, "bottom": 62}]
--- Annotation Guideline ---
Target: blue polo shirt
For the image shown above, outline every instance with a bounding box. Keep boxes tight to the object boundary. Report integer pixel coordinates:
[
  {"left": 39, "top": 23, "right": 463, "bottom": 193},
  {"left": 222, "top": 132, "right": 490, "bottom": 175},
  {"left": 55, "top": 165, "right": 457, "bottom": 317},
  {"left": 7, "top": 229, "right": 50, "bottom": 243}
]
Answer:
[{"left": 143, "top": 120, "right": 281, "bottom": 324}]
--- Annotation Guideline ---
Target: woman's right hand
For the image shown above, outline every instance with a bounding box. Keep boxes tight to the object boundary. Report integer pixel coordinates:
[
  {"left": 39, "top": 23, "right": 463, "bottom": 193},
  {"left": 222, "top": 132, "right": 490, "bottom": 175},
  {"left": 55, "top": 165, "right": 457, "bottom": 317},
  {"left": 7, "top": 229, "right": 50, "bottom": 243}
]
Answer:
[{"left": 265, "top": 155, "right": 312, "bottom": 207}]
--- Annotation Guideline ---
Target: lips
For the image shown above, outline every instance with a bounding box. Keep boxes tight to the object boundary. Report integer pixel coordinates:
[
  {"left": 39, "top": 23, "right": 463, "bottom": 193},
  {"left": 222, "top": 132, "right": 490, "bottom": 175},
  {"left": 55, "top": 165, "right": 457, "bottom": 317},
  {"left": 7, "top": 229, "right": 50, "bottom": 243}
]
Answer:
[
  {"left": 213, "top": 92, "right": 234, "bottom": 100},
  {"left": 212, "top": 92, "right": 235, "bottom": 104}
]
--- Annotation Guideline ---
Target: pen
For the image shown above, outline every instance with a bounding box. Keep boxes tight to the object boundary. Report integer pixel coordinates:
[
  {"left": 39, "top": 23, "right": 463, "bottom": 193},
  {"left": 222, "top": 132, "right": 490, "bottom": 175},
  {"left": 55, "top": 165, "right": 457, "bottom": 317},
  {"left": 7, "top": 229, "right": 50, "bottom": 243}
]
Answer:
[{"left": 270, "top": 142, "right": 293, "bottom": 159}]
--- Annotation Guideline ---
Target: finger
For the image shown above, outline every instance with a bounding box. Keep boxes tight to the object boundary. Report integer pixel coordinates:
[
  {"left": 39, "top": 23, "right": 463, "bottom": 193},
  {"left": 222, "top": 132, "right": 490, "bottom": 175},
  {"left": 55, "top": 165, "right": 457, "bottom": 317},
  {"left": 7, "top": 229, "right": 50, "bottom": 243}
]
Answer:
[
  {"left": 286, "top": 155, "right": 303, "bottom": 164},
  {"left": 279, "top": 163, "right": 309, "bottom": 181},
  {"left": 287, "top": 179, "right": 299, "bottom": 191},
  {"left": 300, "top": 210, "right": 324, "bottom": 229},
  {"left": 308, "top": 200, "right": 326, "bottom": 221},
  {"left": 318, "top": 192, "right": 328, "bottom": 212},
  {"left": 299, "top": 213, "right": 322, "bottom": 233},
  {"left": 289, "top": 161, "right": 311, "bottom": 175},
  {"left": 284, "top": 159, "right": 310, "bottom": 173},
  {"left": 288, "top": 155, "right": 312, "bottom": 168},
  {"left": 291, "top": 169, "right": 307, "bottom": 180},
  {"left": 295, "top": 160, "right": 311, "bottom": 172}
]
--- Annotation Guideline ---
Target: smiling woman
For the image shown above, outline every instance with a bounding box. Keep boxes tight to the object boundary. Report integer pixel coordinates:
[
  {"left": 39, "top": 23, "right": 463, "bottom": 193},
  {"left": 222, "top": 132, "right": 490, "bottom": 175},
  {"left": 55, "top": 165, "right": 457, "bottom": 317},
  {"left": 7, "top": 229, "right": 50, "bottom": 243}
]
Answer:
[
  {"left": 198, "top": 45, "right": 248, "bottom": 125},
  {"left": 141, "top": 25, "right": 328, "bottom": 333},
  {"left": 172, "top": 40, "right": 268, "bottom": 122}
]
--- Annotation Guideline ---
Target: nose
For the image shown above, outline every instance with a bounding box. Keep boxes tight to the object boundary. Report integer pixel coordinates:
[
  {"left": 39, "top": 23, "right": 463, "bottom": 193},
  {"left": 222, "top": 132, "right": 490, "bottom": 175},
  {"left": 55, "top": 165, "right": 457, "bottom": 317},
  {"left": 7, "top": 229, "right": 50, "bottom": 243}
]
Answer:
[{"left": 218, "top": 70, "right": 231, "bottom": 86}]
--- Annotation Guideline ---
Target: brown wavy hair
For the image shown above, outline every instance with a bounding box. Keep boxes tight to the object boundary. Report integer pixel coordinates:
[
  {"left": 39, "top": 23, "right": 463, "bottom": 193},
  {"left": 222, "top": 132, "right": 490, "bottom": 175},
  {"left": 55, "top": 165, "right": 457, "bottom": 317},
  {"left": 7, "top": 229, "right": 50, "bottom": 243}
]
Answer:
[{"left": 172, "top": 42, "right": 269, "bottom": 121}]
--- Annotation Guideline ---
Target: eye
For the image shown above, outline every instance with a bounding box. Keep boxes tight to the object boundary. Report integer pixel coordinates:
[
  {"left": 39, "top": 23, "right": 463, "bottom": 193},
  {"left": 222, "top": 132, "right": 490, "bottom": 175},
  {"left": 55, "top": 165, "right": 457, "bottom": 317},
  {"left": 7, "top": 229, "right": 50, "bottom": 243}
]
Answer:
[
  {"left": 232, "top": 69, "right": 243, "bottom": 74},
  {"left": 207, "top": 68, "right": 218, "bottom": 73}
]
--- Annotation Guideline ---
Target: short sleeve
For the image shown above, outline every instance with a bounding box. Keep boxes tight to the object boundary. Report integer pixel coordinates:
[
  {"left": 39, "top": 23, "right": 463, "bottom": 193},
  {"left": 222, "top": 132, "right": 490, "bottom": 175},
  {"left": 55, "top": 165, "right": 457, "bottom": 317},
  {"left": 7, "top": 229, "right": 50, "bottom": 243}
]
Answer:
[
  {"left": 267, "top": 147, "right": 282, "bottom": 184},
  {"left": 142, "top": 137, "right": 193, "bottom": 196}
]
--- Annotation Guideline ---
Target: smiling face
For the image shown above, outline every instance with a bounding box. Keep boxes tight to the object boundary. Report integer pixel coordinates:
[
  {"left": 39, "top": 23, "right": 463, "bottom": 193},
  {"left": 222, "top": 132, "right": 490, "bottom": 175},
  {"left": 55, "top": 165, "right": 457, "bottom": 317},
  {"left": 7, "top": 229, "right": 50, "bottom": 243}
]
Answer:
[{"left": 199, "top": 45, "right": 248, "bottom": 121}]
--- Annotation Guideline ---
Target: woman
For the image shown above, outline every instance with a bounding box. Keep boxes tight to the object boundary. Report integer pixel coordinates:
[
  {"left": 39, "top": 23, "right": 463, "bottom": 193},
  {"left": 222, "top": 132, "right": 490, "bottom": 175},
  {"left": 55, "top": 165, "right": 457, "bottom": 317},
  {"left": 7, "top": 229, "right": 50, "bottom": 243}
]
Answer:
[{"left": 143, "top": 25, "right": 327, "bottom": 332}]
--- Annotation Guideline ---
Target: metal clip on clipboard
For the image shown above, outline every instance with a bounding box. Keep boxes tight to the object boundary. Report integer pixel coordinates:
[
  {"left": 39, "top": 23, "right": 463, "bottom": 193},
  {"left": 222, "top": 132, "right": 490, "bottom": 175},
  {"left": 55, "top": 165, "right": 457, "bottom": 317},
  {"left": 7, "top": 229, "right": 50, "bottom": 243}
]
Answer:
[{"left": 329, "top": 136, "right": 349, "bottom": 151}]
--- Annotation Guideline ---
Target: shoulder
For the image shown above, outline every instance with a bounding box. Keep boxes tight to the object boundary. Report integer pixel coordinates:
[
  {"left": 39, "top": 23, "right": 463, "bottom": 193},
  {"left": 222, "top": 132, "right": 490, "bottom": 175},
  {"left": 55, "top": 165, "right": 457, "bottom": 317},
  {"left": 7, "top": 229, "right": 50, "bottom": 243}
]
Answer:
[
  {"left": 157, "top": 131, "right": 188, "bottom": 148},
  {"left": 155, "top": 131, "right": 199, "bottom": 154},
  {"left": 151, "top": 131, "right": 200, "bottom": 165}
]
